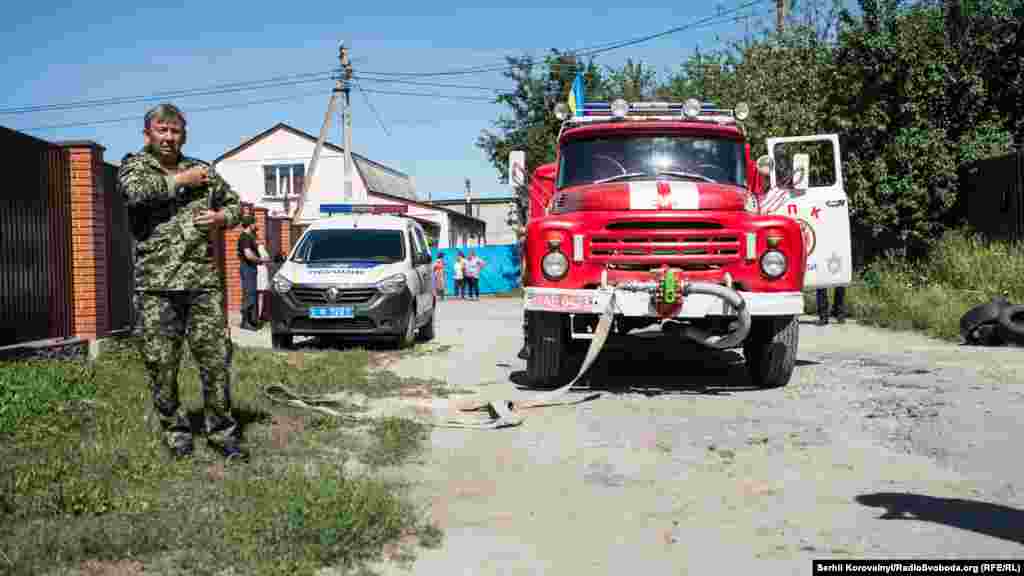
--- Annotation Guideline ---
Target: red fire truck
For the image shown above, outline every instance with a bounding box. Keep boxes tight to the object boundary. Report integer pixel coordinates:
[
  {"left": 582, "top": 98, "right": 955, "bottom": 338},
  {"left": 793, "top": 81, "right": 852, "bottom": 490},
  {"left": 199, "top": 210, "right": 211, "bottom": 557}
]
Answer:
[{"left": 518, "top": 98, "right": 851, "bottom": 389}]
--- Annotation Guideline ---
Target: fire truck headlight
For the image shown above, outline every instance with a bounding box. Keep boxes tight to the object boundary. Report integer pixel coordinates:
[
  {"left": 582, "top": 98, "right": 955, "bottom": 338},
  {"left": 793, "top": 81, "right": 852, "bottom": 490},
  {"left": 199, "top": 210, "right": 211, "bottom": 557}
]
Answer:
[
  {"left": 542, "top": 251, "right": 570, "bottom": 280},
  {"left": 760, "top": 250, "right": 787, "bottom": 278}
]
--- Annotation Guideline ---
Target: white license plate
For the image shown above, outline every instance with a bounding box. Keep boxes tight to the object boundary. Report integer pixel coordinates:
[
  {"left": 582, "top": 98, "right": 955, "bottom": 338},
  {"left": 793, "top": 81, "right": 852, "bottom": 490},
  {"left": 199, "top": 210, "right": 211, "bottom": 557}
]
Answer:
[{"left": 309, "top": 306, "right": 354, "bottom": 319}]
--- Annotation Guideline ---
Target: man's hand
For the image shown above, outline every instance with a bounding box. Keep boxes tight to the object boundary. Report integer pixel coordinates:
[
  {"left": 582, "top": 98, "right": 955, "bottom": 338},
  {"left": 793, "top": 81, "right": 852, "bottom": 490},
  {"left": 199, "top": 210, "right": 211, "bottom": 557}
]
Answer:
[
  {"left": 175, "top": 166, "right": 209, "bottom": 188},
  {"left": 194, "top": 210, "right": 227, "bottom": 229}
]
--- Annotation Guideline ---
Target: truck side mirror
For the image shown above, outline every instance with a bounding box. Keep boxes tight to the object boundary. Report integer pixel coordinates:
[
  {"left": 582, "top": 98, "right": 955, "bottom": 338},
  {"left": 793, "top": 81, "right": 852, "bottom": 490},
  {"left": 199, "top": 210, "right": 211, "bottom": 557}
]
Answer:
[{"left": 756, "top": 155, "right": 773, "bottom": 176}]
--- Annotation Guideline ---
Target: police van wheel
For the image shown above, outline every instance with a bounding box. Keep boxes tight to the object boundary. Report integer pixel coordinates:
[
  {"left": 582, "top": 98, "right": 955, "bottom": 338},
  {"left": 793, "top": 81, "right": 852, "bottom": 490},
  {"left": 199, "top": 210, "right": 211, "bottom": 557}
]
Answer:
[
  {"left": 397, "top": 304, "right": 417, "bottom": 349},
  {"left": 526, "top": 312, "right": 575, "bottom": 389},
  {"left": 743, "top": 315, "right": 798, "bottom": 389},
  {"left": 272, "top": 333, "right": 293, "bottom": 350},
  {"left": 418, "top": 307, "right": 436, "bottom": 342}
]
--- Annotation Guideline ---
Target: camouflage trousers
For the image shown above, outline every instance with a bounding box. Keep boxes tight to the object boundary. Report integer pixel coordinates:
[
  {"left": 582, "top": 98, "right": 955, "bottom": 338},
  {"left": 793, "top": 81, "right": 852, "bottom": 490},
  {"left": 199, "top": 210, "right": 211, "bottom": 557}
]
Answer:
[{"left": 133, "top": 289, "right": 237, "bottom": 449}]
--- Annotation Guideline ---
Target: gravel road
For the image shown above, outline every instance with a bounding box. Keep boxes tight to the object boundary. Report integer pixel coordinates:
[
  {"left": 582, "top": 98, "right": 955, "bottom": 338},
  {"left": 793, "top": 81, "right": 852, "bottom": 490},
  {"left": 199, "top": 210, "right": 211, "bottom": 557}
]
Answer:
[{"left": 237, "top": 298, "right": 1024, "bottom": 574}]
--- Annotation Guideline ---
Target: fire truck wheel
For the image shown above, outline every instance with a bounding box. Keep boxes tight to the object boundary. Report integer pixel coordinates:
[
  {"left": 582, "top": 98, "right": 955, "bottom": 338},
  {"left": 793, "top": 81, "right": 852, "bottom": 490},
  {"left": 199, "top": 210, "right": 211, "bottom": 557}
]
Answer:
[
  {"left": 743, "top": 315, "right": 799, "bottom": 389},
  {"left": 526, "top": 311, "right": 577, "bottom": 389}
]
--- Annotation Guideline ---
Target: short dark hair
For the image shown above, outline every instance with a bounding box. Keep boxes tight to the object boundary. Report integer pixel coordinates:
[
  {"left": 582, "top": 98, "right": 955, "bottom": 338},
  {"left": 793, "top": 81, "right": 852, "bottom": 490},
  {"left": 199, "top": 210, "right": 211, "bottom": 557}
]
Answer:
[{"left": 144, "top": 103, "right": 187, "bottom": 130}]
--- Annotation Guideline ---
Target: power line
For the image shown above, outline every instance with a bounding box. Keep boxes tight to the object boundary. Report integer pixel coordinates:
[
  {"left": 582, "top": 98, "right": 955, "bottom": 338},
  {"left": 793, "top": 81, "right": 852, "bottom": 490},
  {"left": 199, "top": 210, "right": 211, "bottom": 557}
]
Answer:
[
  {"left": 19, "top": 89, "right": 328, "bottom": 132},
  {"left": 355, "top": 87, "right": 502, "bottom": 102},
  {"left": 352, "top": 74, "right": 510, "bottom": 92},
  {"left": 355, "top": 0, "right": 773, "bottom": 78},
  {"left": 0, "top": 70, "right": 335, "bottom": 115},
  {"left": 575, "top": 0, "right": 772, "bottom": 57},
  {"left": 353, "top": 79, "right": 392, "bottom": 137}
]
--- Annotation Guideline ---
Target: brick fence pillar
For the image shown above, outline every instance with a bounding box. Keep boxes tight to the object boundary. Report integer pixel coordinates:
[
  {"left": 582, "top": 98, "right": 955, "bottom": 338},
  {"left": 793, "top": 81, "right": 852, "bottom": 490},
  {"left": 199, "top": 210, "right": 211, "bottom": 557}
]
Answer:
[
  {"left": 254, "top": 207, "right": 268, "bottom": 248},
  {"left": 222, "top": 203, "right": 252, "bottom": 318},
  {"left": 276, "top": 216, "right": 293, "bottom": 256},
  {"left": 65, "top": 142, "right": 108, "bottom": 340}
]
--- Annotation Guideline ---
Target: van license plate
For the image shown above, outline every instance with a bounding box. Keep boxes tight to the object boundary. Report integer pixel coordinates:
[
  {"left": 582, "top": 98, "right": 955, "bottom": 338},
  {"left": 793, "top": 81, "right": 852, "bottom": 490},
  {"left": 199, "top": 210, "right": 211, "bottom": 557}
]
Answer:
[{"left": 309, "top": 307, "right": 354, "bottom": 319}]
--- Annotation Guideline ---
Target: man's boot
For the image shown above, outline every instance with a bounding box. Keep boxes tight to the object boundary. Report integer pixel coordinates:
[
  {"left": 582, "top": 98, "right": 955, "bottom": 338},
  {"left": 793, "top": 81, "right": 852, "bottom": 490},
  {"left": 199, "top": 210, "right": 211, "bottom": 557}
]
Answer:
[
  {"left": 240, "top": 305, "right": 256, "bottom": 330},
  {"left": 248, "top": 302, "right": 261, "bottom": 329}
]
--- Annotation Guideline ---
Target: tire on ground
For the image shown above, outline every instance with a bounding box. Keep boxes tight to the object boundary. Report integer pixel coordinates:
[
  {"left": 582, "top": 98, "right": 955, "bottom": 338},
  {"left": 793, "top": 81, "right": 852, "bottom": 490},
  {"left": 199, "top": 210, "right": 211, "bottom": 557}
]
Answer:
[
  {"left": 743, "top": 315, "right": 799, "bottom": 389},
  {"left": 996, "top": 303, "right": 1024, "bottom": 346},
  {"left": 960, "top": 296, "right": 1011, "bottom": 343}
]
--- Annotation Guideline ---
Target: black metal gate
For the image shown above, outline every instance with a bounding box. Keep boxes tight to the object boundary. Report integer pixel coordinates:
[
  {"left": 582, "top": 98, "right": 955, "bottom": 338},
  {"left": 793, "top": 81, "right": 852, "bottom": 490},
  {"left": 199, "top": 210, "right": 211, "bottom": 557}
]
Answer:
[
  {"left": 0, "top": 127, "right": 72, "bottom": 346},
  {"left": 103, "top": 162, "right": 134, "bottom": 332},
  {"left": 962, "top": 150, "right": 1024, "bottom": 242}
]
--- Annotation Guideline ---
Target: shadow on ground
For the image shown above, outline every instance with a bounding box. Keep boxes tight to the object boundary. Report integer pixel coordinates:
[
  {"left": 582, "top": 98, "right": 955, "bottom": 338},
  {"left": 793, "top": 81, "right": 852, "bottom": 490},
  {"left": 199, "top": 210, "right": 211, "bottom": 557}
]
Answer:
[
  {"left": 187, "top": 406, "right": 272, "bottom": 440},
  {"left": 513, "top": 334, "right": 821, "bottom": 396},
  {"left": 857, "top": 492, "right": 1024, "bottom": 545}
]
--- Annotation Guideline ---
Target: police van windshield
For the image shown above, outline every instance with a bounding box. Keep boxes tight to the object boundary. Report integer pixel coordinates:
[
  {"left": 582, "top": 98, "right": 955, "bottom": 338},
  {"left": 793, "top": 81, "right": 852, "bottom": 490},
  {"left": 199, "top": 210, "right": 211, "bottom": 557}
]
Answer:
[
  {"left": 557, "top": 134, "right": 747, "bottom": 189},
  {"left": 292, "top": 229, "right": 405, "bottom": 263}
]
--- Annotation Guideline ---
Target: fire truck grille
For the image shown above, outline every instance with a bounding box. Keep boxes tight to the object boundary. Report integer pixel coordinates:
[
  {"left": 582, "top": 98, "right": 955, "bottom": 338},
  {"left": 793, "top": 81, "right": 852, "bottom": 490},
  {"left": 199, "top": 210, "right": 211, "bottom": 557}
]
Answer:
[{"left": 588, "top": 222, "right": 742, "bottom": 266}]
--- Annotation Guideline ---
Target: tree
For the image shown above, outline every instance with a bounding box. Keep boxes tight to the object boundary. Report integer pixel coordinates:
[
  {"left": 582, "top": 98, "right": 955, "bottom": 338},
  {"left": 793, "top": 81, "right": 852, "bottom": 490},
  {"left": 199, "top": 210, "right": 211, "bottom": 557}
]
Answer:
[{"left": 476, "top": 51, "right": 606, "bottom": 233}]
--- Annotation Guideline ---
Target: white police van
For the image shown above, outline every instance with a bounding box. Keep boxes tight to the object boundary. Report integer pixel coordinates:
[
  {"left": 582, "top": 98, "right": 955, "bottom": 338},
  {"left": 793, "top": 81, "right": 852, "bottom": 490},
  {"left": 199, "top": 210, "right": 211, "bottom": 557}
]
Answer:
[{"left": 270, "top": 204, "right": 436, "bottom": 350}]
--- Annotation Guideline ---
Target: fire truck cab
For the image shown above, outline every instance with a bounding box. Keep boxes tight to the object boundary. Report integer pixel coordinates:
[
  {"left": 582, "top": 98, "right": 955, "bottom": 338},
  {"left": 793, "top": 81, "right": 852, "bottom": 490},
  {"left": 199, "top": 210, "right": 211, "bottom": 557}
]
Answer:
[{"left": 520, "top": 98, "right": 850, "bottom": 389}]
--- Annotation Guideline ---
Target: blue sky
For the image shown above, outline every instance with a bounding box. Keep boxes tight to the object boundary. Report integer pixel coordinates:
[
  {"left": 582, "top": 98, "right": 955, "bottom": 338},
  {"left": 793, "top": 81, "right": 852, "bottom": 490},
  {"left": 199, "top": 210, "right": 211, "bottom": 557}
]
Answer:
[{"left": 2, "top": 0, "right": 780, "bottom": 201}]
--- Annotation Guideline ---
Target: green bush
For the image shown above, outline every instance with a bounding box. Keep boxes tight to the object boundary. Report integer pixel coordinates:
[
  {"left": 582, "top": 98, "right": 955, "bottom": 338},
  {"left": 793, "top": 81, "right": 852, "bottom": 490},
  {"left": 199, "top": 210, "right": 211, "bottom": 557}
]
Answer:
[{"left": 811, "top": 229, "right": 1024, "bottom": 340}]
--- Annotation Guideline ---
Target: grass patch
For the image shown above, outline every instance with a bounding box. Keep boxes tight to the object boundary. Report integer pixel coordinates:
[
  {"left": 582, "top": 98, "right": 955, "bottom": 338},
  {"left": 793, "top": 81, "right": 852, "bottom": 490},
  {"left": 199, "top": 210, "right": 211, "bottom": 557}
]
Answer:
[
  {"left": 1, "top": 336, "right": 445, "bottom": 575},
  {"left": 362, "top": 417, "right": 430, "bottom": 468},
  {"left": 804, "top": 229, "right": 1024, "bottom": 341}
]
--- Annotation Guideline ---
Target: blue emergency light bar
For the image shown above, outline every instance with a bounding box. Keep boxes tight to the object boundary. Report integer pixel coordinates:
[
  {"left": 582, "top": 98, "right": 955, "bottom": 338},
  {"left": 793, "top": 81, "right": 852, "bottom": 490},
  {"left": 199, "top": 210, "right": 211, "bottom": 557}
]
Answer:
[{"left": 319, "top": 203, "right": 409, "bottom": 215}]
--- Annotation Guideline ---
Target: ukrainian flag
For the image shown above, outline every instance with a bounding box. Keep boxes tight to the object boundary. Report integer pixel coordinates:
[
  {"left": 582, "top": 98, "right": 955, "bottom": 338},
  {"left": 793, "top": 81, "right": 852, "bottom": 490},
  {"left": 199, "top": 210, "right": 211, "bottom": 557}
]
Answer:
[{"left": 568, "top": 71, "right": 585, "bottom": 117}]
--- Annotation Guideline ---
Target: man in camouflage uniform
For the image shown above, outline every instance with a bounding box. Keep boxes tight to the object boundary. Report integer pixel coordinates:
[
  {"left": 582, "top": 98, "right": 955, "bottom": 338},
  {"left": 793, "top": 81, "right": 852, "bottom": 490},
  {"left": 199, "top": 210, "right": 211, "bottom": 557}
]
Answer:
[{"left": 118, "top": 103, "right": 246, "bottom": 460}]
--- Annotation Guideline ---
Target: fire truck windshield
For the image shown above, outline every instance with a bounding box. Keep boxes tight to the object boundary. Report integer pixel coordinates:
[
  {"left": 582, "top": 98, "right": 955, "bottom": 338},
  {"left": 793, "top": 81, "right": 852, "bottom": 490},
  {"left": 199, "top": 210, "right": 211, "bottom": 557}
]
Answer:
[{"left": 556, "top": 134, "right": 747, "bottom": 189}]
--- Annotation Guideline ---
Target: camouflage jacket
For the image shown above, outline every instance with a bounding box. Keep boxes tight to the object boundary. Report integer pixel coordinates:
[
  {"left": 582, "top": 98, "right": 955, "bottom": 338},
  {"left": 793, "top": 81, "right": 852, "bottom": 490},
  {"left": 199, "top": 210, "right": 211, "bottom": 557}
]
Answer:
[{"left": 118, "top": 149, "right": 241, "bottom": 292}]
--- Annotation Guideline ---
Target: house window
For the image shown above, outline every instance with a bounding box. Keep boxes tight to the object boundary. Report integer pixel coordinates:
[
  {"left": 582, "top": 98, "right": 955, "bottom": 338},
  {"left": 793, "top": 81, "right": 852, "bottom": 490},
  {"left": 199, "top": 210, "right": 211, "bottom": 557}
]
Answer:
[{"left": 263, "top": 163, "right": 305, "bottom": 197}]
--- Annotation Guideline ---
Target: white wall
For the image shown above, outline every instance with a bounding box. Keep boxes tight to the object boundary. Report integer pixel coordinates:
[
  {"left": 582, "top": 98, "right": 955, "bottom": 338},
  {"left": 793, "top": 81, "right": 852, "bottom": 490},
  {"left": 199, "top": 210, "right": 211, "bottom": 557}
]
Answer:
[
  {"left": 474, "top": 202, "right": 517, "bottom": 245},
  {"left": 214, "top": 128, "right": 369, "bottom": 218}
]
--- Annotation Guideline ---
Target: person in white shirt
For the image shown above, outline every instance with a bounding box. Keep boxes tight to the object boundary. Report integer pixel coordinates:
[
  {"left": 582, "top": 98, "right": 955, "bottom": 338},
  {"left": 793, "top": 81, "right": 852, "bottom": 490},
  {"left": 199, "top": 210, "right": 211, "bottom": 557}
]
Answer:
[
  {"left": 464, "top": 250, "right": 486, "bottom": 300},
  {"left": 453, "top": 252, "right": 466, "bottom": 299}
]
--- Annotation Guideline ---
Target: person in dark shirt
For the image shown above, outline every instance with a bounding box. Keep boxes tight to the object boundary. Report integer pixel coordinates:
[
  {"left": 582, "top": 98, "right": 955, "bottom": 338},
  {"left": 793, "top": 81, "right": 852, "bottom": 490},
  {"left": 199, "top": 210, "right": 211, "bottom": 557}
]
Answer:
[{"left": 237, "top": 215, "right": 263, "bottom": 330}]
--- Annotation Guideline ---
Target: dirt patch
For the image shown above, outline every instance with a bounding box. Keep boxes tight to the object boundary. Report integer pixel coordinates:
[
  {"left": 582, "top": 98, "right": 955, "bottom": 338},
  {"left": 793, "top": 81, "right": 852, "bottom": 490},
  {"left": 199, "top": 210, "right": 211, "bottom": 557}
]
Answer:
[
  {"left": 207, "top": 462, "right": 226, "bottom": 482},
  {"left": 368, "top": 351, "right": 400, "bottom": 370},
  {"left": 270, "top": 414, "right": 307, "bottom": 449},
  {"left": 80, "top": 559, "right": 144, "bottom": 576}
]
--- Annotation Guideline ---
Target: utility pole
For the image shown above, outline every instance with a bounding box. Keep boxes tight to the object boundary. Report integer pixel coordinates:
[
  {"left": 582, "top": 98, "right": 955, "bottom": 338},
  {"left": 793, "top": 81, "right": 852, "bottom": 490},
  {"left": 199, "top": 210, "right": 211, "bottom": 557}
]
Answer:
[
  {"left": 341, "top": 46, "right": 354, "bottom": 202},
  {"left": 776, "top": 0, "right": 786, "bottom": 33},
  {"left": 292, "top": 42, "right": 351, "bottom": 223}
]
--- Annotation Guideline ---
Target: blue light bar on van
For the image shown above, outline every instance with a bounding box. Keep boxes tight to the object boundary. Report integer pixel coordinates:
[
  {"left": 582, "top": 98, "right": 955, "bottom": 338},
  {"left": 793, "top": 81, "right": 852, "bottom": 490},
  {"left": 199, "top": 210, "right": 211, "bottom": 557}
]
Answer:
[{"left": 319, "top": 203, "right": 409, "bottom": 215}]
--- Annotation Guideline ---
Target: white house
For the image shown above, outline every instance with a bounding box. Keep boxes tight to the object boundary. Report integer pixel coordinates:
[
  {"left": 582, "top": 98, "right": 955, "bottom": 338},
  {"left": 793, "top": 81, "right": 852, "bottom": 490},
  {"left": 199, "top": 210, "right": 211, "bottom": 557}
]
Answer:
[
  {"left": 213, "top": 123, "right": 485, "bottom": 249},
  {"left": 430, "top": 196, "right": 519, "bottom": 245}
]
